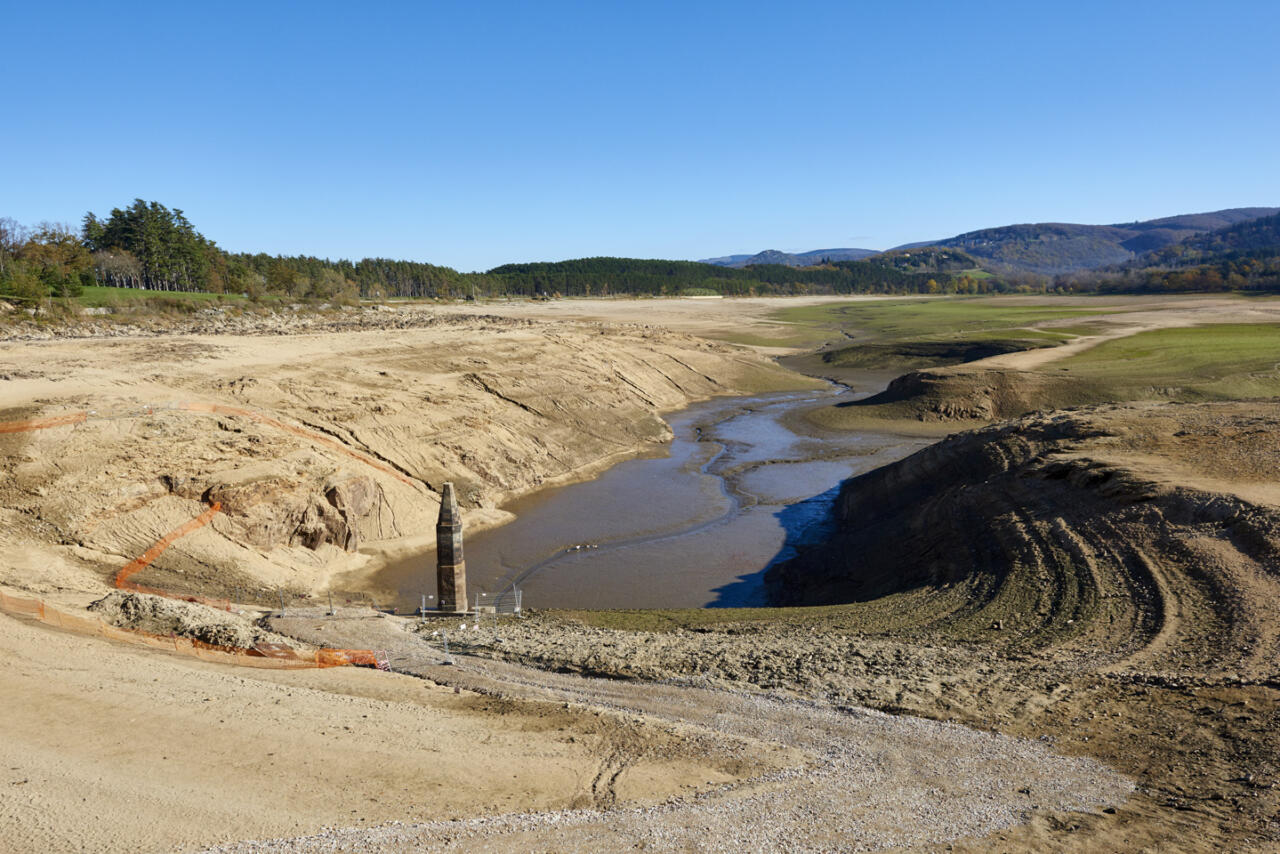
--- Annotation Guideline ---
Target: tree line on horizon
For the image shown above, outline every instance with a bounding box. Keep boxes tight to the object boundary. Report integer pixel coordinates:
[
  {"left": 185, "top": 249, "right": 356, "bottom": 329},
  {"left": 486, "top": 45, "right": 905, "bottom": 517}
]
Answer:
[{"left": 2, "top": 199, "right": 1277, "bottom": 306}]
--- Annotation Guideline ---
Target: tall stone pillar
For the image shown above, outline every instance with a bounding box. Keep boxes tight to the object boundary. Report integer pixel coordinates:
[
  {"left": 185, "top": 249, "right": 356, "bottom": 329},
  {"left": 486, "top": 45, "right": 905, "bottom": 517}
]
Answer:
[{"left": 436, "top": 482, "right": 466, "bottom": 612}]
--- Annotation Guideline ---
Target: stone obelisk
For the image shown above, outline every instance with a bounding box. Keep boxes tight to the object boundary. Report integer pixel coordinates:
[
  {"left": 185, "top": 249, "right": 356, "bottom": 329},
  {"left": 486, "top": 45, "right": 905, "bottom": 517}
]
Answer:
[{"left": 435, "top": 482, "right": 466, "bottom": 612}]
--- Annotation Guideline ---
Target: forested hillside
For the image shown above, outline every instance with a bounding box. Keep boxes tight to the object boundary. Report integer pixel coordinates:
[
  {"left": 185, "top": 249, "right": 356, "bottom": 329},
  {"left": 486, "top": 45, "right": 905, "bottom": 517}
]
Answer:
[
  {"left": 0, "top": 200, "right": 1025, "bottom": 304},
  {"left": 1144, "top": 212, "right": 1280, "bottom": 262},
  {"left": 1055, "top": 212, "right": 1280, "bottom": 294},
  {"left": 484, "top": 254, "right": 1009, "bottom": 296},
  {"left": 906, "top": 208, "right": 1279, "bottom": 276}
]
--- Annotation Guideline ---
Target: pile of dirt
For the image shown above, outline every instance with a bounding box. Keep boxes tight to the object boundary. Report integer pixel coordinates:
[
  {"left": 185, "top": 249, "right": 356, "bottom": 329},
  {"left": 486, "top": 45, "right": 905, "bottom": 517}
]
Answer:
[
  {"left": 844, "top": 366, "right": 1102, "bottom": 421},
  {"left": 88, "top": 590, "right": 303, "bottom": 650},
  {"left": 767, "top": 401, "right": 1280, "bottom": 627}
]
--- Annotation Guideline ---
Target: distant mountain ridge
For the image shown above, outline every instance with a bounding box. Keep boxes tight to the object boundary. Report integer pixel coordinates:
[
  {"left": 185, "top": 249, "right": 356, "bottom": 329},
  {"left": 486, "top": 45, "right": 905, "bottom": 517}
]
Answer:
[
  {"left": 894, "top": 207, "right": 1280, "bottom": 276},
  {"left": 704, "top": 207, "right": 1279, "bottom": 277},
  {"left": 699, "top": 247, "right": 879, "bottom": 268}
]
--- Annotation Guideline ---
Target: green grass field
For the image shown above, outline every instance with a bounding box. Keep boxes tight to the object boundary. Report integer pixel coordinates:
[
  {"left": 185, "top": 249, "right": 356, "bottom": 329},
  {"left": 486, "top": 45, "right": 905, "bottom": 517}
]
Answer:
[
  {"left": 76, "top": 285, "right": 245, "bottom": 308},
  {"left": 1059, "top": 323, "right": 1280, "bottom": 401}
]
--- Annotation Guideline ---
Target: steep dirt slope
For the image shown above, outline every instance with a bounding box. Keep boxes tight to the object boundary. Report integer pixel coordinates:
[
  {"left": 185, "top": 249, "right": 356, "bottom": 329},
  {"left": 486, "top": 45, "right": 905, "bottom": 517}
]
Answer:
[
  {"left": 768, "top": 402, "right": 1280, "bottom": 657},
  {"left": 760, "top": 401, "right": 1280, "bottom": 847}
]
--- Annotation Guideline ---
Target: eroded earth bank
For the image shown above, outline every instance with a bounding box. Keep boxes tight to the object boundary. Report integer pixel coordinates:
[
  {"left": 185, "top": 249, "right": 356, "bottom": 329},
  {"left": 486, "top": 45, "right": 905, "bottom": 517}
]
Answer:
[{"left": 0, "top": 308, "right": 805, "bottom": 601}]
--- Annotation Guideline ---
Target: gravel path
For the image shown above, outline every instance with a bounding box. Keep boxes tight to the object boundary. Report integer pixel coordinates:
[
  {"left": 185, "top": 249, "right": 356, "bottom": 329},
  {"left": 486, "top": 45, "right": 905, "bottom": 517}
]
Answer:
[{"left": 200, "top": 613, "right": 1133, "bottom": 853}]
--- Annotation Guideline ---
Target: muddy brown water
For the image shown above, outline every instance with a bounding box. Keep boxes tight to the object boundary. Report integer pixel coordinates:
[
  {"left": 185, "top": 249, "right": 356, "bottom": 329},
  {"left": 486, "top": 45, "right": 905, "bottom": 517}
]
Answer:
[{"left": 380, "top": 388, "right": 929, "bottom": 611}]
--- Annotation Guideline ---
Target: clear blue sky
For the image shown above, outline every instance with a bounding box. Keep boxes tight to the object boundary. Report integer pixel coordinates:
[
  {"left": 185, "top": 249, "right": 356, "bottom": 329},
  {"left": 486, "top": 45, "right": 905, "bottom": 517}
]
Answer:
[{"left": 4, "top": 1, "right": 1278, "bottom": 271}]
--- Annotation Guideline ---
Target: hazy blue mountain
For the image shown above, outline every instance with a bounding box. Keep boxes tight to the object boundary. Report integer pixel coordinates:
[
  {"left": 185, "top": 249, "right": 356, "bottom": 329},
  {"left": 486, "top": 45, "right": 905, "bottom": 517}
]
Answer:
[
  {"left": 698, "top": 253, "right": 757, "bottom": 266},
  {"left": 699, "top": 247, "right": 880, "bottom": 268}
]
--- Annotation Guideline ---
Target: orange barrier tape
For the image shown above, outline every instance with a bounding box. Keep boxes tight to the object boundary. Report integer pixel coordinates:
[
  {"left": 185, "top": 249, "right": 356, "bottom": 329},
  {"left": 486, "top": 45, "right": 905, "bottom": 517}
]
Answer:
[
  {"left": 177, "top": 402, "right": 418, "bottom": 487},
  {"left": 0, "top": 589, "right": 388, "bottom": 671},
  {"left": 0, "top": 411, "right": 88, "bottom": 433},
  {"left": 0, "top": 403, "right": 399, "bottom": 671},
  {"left": 115, "top": 502, "right": 223, "bottom": 591}
]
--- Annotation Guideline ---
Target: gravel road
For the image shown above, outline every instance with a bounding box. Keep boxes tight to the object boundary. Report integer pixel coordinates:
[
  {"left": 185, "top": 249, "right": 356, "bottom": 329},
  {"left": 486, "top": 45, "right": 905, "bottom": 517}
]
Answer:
[{"left": 200, "top": 612, "right": 1132, "bottom": 852}]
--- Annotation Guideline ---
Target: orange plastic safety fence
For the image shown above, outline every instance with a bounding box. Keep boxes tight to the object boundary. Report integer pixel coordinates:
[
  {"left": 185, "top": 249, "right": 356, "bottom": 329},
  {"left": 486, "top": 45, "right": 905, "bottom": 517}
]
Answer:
[
  {"left": 0, "top": 404, "right": 393, "bottom": 672},
  {"left": 0, "top": 589, "right": 387, "bottom": 671},
  {"left": 114, "top": 502, "right": 222, "bottom": 589},
  {"left": 0, "top": 411, "right": 88, "bottom": 433}
]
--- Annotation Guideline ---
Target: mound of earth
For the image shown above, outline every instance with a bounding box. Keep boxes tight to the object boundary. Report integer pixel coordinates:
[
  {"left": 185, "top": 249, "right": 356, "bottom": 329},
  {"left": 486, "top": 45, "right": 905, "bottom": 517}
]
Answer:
[
  {"left": 88, "top": 590, "right": 305, "bottom": 651},
  {"left": 842, "top": 366, "right": 1102, "bottom": 421},
  {"left": 766, "top": 401, "right": 1280, "bottom": 681}
]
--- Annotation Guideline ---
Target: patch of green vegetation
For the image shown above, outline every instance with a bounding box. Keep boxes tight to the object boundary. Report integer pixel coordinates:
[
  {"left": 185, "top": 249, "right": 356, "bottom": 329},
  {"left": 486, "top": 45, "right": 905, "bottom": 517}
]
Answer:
[
  {"left": 76, "top": 285, "right": 243, "bottom": 307},
  {"left": 769, "top": 297, "right": 1125, "bottom": 378},
  {"left": 1038, "top": 323, "right": 1110, "bottom": 338},
  {"left": 1058, "top": 323, "right": 1280, "bottom": 401},
  {"left": 701, "top": 327, "right": 831, "bottom": 350},
  {"left": 775, "top": 298, "right": 1117, "bottom": 346}
]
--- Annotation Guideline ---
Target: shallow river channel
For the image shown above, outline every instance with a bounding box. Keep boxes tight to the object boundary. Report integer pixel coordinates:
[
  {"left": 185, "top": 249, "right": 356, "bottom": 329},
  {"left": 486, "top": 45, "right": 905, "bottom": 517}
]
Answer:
[{"left": 380, "top": 387, "right": 929, "bottom": 611}]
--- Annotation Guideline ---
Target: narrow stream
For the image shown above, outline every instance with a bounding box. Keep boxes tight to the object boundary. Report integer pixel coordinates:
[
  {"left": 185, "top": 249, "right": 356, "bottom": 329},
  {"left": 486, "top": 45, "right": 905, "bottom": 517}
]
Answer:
[{"left": 380, "top": 386, "right": 929, "bottom": 610}]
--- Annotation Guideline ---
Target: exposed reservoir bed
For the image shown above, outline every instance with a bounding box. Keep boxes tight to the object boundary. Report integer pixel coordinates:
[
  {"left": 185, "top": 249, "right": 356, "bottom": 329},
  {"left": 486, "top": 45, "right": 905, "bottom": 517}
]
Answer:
[{"left": 380, "top": 388, "right": 930, "bottom": 611}]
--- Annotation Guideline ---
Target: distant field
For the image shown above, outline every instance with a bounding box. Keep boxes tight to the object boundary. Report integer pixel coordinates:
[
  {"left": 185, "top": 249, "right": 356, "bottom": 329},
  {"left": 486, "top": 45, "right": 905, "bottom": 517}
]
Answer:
[
  {"left": 764, "top": 297, "right": 1134, "bottom": 380},
  {"left": 1059, "top": 323, "right": 1280, "bottom": 401},
  {"left": 775, "top": 298, "right": 1120, "bottom": 346}
]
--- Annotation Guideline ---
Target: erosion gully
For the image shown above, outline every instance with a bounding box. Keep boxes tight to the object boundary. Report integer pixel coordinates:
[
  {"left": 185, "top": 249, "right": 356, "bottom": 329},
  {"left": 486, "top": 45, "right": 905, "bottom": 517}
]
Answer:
[{"left": 379, "top": 385, "right": 929, "bottom": 611}]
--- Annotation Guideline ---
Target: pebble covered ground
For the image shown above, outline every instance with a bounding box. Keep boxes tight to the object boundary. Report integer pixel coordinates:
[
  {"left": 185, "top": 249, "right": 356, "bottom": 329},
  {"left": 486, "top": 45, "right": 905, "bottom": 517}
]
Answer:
[{"left": 200, "top": 612, "right": 1133, "bottom": 853}]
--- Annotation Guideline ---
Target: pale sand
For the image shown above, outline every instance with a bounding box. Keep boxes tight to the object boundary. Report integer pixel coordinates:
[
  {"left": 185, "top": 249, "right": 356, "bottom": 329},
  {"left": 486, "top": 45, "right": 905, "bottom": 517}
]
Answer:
[{"left": 0, "top": 607, "right": 794, "bottom": 853}]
